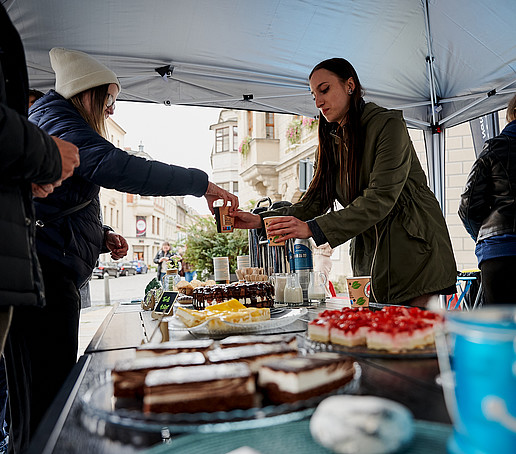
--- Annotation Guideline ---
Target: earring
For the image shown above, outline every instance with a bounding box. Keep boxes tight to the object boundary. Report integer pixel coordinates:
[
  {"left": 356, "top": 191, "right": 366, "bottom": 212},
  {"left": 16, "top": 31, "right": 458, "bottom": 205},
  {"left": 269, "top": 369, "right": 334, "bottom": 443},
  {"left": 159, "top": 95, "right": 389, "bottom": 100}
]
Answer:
[{"left": 348, "top": 89, "right": 353, "bottom": 95}]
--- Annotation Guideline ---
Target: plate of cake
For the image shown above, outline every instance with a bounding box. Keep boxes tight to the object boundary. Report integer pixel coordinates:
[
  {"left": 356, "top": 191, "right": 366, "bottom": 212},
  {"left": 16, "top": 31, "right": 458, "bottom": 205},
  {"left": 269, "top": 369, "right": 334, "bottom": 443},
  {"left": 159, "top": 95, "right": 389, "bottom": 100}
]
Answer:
[
  {"left": 168, "top": 299, "right": 308, "bottom": 335},
  {"left": 79, "top": 335, "right": 361, "bottom": 446},
  {"left": 306, "top": 306, "right": 443, "bottom": 358}
]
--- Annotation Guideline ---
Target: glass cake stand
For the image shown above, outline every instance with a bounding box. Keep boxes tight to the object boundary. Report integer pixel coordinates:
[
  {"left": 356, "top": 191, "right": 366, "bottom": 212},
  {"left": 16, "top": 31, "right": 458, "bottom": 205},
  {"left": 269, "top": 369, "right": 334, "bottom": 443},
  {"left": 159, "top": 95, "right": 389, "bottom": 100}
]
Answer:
[
  {"left": 79, "top": 364, "right": 361, "bottom": 447},
  {"left": 304, "top": 337, "right": 437, "bottom": 359}
]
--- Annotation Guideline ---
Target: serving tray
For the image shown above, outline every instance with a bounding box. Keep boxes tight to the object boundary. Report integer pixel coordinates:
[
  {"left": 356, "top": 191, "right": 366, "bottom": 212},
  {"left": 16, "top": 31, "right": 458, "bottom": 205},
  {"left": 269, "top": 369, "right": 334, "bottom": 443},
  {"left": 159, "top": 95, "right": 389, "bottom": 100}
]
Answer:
[{"left": 79, "top": 363, "right": 361, "bottom": 447}]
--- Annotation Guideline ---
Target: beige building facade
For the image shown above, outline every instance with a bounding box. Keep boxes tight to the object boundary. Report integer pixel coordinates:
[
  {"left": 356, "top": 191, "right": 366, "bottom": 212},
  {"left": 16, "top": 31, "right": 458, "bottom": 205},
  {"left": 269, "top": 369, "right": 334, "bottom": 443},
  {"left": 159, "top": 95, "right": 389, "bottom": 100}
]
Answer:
[{"left": 210, "top": 108, "right": 509, "bottom": 285}]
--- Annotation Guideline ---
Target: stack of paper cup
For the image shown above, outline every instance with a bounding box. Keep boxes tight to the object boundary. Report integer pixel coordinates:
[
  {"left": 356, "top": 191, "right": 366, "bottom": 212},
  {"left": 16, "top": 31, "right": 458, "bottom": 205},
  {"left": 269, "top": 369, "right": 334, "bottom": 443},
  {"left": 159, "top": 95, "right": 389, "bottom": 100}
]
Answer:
[
  {"left": 213, "top": 256, "right": 230, "bottom": 283},
  {"left": 237, "top": 255, "right": 250, "bottom": 270}
]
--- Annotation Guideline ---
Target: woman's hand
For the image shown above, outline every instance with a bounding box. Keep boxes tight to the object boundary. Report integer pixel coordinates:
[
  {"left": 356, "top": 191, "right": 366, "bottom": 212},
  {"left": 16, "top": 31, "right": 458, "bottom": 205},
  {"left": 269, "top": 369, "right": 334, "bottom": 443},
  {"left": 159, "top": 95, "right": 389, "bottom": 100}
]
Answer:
[
  {"left": 105, "top": 231, "right": 129, "bottom": 260},
  {"left": 264, "top": 216, "right": 311, "bottom": 241},
  {"left": 204, "top": 181, "right": 239, "bottom": 214},
  {"left": 231, "top": 211, "right": 263, "bottom": 229}
]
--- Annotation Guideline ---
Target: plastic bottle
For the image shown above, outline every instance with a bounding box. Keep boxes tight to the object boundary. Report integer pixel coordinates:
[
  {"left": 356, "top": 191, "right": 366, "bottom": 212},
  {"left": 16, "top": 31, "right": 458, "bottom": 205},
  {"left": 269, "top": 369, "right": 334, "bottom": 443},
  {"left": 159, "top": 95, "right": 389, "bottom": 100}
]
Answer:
[{"left": 293, "top": 238, "right": 313, "bottom": 302}]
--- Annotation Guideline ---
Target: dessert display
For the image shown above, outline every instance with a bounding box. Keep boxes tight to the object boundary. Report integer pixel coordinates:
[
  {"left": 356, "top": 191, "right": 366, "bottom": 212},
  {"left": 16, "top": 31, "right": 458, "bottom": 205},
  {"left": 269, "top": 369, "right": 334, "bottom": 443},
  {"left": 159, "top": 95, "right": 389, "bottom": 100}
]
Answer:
[
  {"left": 310, "top": 395, "right": 414, "bottom": 454},
  {"left": 112, "top": 352, "right": 206, "bottom": 398},
  {"left": 143, "top": 362, "right": 256, "bottom": 414},
  {"left": 206, "top": 343, "right": 298, "bottom": 372},
  {"left": 308, "top": 306, "right": 443, "bottom": 353},
  {"left": 175, "top": 299, "right": 271, "bottom": 328},
  {"left": 219, "top": 334, "right": 298, "bottom": 349},
  {"left": 135, "top": 339, "right": 215, "bottom": 357},
  {"left": 192, "top": 281, "right": 274, "bottom": 309},
  {"left": 257, "top": 353, "right": 355, "bottom": 404}
]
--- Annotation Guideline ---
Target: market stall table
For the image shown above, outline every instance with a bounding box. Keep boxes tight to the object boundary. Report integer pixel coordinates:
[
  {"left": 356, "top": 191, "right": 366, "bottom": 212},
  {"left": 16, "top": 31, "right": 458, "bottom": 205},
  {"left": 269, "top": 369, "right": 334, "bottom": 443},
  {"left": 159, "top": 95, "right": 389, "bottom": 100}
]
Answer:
[{"left": 27, "top": 300, "right": 452, "bottom": 454}]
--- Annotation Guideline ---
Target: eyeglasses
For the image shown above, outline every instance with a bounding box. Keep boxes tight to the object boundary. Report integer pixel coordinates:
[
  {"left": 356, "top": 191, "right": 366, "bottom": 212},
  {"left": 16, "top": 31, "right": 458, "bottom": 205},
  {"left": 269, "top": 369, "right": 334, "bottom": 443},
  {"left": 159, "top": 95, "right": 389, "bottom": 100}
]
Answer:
[{"left": 106, "top": 94, "right": 116, "bottom": 109}]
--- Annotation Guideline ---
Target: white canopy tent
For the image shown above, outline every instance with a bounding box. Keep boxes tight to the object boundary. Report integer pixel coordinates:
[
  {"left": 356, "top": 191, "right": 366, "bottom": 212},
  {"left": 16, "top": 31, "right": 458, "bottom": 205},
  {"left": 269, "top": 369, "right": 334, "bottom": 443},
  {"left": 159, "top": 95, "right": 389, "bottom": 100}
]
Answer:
[{"left": 6, "top": 0, "right": 516, "bottom": 208}]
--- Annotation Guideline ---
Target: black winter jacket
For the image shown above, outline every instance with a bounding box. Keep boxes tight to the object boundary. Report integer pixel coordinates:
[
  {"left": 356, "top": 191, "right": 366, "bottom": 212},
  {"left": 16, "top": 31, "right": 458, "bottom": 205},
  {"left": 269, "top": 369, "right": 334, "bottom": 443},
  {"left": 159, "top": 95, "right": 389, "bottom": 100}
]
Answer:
[
  {"left": 459, "top": 122, "right": 516, "bottom": 242},
  {"left": 0, "top": 6, "right": 61, "bottom": 307},
  {"left": 29, "top": 90, "right": 209, "bottom": 288},
  {"left": 153, "top": 250, "right": 174, "bottom": 276}
]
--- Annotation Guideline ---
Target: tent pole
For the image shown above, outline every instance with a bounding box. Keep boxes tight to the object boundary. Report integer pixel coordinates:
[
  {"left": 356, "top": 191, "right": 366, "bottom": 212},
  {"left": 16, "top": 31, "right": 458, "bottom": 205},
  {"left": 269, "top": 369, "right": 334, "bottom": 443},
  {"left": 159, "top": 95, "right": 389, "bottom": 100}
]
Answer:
[
  {"left": 422, "top": 0, "right": 446, "bottom": 213},
  {"left": 423, "top": 0, "right": 439, "bottom": 127}
]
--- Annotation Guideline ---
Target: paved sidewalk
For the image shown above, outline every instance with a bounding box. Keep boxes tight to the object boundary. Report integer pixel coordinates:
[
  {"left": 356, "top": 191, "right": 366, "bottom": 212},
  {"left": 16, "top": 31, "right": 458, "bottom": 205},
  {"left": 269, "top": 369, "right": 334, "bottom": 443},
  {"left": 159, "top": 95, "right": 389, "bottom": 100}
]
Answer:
[{"left": 78, "top": 306, "right": 113, "bottom": 356}]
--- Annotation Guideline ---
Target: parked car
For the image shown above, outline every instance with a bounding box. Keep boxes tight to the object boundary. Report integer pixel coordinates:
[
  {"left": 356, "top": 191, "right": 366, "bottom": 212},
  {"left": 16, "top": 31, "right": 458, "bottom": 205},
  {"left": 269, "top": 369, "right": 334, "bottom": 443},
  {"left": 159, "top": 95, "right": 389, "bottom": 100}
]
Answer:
[
  {"left": 118, "top": 261, "right": 137, "bottom": 276},
  {"left": 131, "top": 260, "right": 148, "bottom": 274},
  {"left": 93, "top": 261, "right": 120, "bottom": 278}
]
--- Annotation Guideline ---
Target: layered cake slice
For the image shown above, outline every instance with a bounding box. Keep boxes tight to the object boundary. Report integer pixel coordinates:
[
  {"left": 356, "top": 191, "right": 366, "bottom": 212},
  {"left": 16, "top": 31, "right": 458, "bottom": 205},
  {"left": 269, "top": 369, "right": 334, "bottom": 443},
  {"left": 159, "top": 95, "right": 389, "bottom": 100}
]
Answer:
[
  {"left": 219, "top": 334, "right": 297, "bottom": 349},
  {"left": 257, "top": 352, "right": 355, "bottom": 404},
  {"left": 135, "top": 339, "right": 214, "bottom": 357},
  {"left": 112, "top": 351, "right": 206, "bottom": 398},
  {"left": 175, "top": 300, "right": 271, "bottom": 329},
  {"left": 330, "top": 319, "right": 369, "bottom": 347},
  {"left": 366, "top": 317, "right": 435, "bottom": 352},
  {"left": 206, "top": 343, "right": 297, "bottom": 372},
  {"left": 175, "top": 306, "right": 208, "bottom": 327},
  {"left": 143, "top": 362, "right": 255, "bottom": 413},
  {"left": 307, "top": 318, "right": 332, "bottom": 342}
]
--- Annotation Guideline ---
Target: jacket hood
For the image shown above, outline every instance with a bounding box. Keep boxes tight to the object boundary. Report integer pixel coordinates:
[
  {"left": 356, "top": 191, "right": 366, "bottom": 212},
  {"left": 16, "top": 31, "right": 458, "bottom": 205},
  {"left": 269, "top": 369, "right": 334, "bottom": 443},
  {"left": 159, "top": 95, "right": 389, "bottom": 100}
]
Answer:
[
  {"left": 360, "top": 102, "right": 403, "bottom": 127},
  {"left": 29, "top": 90, "right": 68, "bottom": 121}
]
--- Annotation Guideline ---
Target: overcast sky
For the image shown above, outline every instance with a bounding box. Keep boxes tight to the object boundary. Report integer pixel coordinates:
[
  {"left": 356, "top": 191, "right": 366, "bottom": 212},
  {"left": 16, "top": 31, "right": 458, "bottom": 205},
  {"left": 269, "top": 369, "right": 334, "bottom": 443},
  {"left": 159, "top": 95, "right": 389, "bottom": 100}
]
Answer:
[{"left": 113, "top": 101, "right": 221, "bottom": 215}]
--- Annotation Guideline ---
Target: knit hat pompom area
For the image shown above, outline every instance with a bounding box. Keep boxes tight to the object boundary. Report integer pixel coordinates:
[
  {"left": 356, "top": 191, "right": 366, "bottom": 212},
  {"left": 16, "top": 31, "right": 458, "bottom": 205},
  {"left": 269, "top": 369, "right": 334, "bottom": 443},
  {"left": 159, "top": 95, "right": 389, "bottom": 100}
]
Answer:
[{"left": 49, "top": 47, "right": 121, "bottom": 99}]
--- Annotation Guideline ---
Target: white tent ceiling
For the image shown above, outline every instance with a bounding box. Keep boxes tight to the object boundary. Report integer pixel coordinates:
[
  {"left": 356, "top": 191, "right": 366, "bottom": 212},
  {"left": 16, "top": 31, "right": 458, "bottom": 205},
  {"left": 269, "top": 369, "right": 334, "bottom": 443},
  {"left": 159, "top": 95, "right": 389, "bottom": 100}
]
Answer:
[
  {"left": 5, "top": 0, "right": 516, "bottom": 208},
  {"left": 6, "top": 0, "right": 516, "bottom": 129}
]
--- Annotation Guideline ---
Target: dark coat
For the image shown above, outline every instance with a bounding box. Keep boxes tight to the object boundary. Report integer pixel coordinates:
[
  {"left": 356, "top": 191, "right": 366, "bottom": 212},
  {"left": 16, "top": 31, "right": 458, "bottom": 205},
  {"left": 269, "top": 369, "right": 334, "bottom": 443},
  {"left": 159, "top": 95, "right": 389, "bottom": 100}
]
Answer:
[
  {"left": 153, "top": 249, "right": 174, "bottom": 276},
  {"left": 29, "top": 90, "right": 209, "bottom": 288},
  {"left": 458, "top": 121, "right": 516, "bottom": 242},
  {"left": 264, "top": 103, "right": 457, "bottom": 304},
  {"left": 0, "top": 5, "right": 61, "bottom": 307}
]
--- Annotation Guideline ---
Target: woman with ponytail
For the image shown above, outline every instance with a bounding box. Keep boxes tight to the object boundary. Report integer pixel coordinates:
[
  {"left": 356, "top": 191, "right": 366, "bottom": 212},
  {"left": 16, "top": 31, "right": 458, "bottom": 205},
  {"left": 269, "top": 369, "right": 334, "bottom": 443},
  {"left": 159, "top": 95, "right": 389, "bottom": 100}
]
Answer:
[{"left": 233, "top": 58, "right": 456, "bottom": 307}]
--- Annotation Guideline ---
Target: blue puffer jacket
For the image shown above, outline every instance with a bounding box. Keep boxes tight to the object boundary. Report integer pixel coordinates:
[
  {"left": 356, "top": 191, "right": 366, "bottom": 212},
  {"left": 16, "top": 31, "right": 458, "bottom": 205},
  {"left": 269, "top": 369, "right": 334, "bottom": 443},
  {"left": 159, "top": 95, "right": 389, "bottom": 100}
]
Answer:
[{"left": 29, "top": 90, "right": 209, "bottom": 287}]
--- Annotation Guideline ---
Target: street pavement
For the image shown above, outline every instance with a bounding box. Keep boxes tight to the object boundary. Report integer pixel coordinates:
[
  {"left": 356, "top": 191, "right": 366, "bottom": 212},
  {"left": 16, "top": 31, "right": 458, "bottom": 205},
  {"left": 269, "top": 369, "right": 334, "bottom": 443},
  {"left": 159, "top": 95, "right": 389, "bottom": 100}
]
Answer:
[
  {"left": 78, "top": 272, "right": 157, "bottom": 356},
  {"left": 88, "top": 272, "right": 156, "bottom": 307}
]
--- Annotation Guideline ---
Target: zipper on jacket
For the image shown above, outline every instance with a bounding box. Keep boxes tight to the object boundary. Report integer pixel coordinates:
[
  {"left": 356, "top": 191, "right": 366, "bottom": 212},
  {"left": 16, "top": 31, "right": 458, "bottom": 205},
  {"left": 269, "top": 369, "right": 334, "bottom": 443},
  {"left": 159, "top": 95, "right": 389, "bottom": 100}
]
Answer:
[{"left": 370, "top": 225, "right": 379, "bottom": 303}]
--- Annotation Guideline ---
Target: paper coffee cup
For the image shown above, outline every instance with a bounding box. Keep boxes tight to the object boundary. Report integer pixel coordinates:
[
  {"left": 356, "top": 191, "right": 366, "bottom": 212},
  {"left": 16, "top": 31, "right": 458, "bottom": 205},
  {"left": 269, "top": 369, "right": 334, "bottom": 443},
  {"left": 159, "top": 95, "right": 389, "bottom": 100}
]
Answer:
[
  {"left": 214, "top": 206, "right": 234, "bottom": 233},
  {"left": 263, "top": 216, "right": 286, "bottom": 246},
  {"left": 347, "top": 276, "right": 371, "bottom": 307}
]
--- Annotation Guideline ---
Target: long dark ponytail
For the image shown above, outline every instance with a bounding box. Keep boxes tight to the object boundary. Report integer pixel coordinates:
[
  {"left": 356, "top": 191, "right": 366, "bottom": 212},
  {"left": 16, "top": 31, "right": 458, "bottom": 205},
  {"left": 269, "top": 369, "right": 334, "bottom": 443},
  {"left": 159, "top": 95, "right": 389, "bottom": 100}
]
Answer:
[{"left": 303, "top": 58, "right": 364, "bottom": 211}]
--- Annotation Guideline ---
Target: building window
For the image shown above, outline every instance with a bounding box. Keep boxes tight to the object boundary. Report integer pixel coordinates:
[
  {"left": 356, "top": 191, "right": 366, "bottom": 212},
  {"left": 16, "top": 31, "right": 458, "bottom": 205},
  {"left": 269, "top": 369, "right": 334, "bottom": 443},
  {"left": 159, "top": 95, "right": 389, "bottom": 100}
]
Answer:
[
  {"left": 157, "top": 217, "right": 160, "bottom": 235},
  {"left": 233, "top": 126, "right": 238, "bottom": 151},
  {"left": 103, "top": 206, "right": 107, "bottom": 223},
  {"left": 110, "top": 207, "right": 114, "bottom": 226},
  {"left": 299, "top": 158, "right": 314, "bottom": 192},
  {"left": 116, "top": 210, "right": 119, "bottom": 228},
  {"left": 233, "top": 181, "right": 239, "bottom": 194},
  {"left": 151, "top": 215, "right": 155, "bottom": 234},
  {"left": 215, "top": 127, "right": 229, "bottom": 152},
  {"left": 265, "top": 113, "right": 274, "bottom": 139}
]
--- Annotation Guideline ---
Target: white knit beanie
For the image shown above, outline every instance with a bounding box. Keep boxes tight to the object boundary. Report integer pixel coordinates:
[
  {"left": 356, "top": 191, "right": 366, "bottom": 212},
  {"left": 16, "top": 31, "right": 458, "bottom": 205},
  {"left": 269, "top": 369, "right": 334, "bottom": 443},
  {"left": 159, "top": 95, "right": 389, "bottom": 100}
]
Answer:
[{"left": 49, "top": 47, "right": 121, "bottom": 99}]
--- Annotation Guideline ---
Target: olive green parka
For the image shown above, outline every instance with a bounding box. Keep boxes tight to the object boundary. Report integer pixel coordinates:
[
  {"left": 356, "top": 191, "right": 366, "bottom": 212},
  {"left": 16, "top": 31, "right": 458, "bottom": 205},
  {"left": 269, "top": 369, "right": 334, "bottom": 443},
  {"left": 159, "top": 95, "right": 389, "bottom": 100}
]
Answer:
[{"left": 265, "top": 103, "right": 456, "bottom": 304}]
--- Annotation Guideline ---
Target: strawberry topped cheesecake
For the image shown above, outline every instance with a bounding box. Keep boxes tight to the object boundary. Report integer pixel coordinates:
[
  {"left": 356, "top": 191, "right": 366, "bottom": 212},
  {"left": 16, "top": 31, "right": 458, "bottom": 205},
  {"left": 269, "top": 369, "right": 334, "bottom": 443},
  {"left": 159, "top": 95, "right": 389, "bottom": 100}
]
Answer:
[{"left": 308, "top": 306, "right": 443, "bottom": 353}]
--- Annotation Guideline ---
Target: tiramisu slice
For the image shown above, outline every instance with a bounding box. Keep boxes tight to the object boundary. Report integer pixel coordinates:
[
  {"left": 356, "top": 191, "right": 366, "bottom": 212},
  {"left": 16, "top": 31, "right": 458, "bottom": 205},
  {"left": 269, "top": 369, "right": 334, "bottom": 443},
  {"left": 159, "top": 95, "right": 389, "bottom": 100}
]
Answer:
[
  {"left": 135, "top": 339, "right": 214, "bottom": 357},
  {"left": 258, "top": 353, "right": 355, "bottom": 404},
  {"left": 206, "top": 344, "right": 297, "bottom": 372},
  {"left": 112, "top": 352, "right": 206, "bottom": 398},
  {"left": 143, "top": 362, "right": 255, "bottom": 413},
  {"left": 219, "top": 334, "right": 297, "bottom": 349}
]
